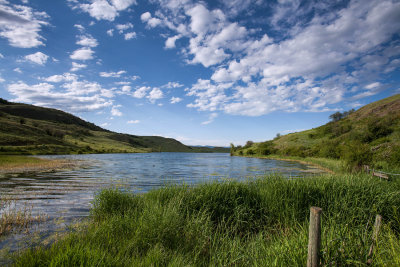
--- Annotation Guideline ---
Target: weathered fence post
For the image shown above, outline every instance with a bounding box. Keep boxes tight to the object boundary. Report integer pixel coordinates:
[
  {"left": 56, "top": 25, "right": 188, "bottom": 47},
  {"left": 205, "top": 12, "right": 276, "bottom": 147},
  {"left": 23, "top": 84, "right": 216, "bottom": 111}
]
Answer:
[
  {"left": 307, "top": 207, "right": 322, "bottom": 267},
  {"left": 367, "top": 214, "right": 382, "bottom": 265}
]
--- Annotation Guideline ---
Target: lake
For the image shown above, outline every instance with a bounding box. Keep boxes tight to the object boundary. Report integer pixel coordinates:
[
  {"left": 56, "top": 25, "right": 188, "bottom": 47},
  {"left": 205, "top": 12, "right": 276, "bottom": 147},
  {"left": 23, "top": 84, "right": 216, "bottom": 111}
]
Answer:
[{"left": 0, "top": 153, "right": 324, "bottom": 259}]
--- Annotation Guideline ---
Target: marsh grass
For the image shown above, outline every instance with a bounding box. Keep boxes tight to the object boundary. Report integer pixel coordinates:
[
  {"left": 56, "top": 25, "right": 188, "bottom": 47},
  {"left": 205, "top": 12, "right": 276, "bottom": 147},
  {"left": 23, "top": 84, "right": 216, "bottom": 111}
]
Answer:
[
  {"left": 0, "top": 195, "right": 47, "bottom": 236},
  {"left": 13, "top": 174, "right": 400, "bottom": 266},
  {"left": 0, "top": 155, "right": 75, "bottom": 174}
]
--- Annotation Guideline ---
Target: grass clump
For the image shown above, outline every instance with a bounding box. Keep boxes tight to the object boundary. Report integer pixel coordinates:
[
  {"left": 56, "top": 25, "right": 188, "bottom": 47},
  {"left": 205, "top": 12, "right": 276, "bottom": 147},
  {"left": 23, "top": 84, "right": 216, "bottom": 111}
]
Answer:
[
  {"left": 13, "top": 174, "right": 400, "bottom": 266},
  {"left": 0, "top": 196, "right": 47, "bottom": 236}
]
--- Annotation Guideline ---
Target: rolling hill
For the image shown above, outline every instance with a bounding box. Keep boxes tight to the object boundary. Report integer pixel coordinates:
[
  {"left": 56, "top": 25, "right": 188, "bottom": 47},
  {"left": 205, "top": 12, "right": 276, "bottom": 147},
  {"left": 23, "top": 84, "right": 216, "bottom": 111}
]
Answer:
[
  {"left": 0, "top": 98, "right": 229, "bottom": 155},
  {"left": 232, "top": 94, "right": 400, "bottom": 169}
]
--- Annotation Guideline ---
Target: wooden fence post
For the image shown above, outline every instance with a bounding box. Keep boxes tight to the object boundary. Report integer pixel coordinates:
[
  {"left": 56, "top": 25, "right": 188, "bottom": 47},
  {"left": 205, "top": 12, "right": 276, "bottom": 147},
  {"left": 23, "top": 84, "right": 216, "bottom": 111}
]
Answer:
[
  {"left": 367, "top": 215, "right": 382, "bottom": 265},
  {"left": 307, "top": 207, "right": 322, "bottom": 267}
]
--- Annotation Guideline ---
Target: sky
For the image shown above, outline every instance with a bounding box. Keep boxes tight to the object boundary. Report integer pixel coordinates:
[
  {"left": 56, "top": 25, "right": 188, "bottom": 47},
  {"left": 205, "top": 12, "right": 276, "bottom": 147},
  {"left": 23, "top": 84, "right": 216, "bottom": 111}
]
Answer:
[{"left": 0, "top": 0, "right": 399, "bottom": 146}]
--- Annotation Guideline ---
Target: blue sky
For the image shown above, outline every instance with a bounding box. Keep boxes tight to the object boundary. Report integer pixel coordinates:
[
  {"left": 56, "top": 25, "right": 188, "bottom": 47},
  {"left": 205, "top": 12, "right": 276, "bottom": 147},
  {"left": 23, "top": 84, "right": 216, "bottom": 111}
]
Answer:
[{"left": 0, "top": 0, "right": 399, "bottom": 146}]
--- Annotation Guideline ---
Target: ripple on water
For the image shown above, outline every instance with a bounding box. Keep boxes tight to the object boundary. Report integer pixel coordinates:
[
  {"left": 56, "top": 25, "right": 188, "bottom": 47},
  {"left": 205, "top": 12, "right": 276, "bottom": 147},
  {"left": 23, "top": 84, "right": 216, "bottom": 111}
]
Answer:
[{"left": 0, "top": 153, "right": 325, "bottom": 259}]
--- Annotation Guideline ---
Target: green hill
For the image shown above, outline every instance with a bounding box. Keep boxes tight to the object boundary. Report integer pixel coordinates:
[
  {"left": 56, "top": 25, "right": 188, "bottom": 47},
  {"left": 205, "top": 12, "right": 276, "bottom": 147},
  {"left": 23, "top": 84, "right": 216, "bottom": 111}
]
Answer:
[
  {"left": 232, "top": 94, "right": 400, "bottom": 170},
  {"left": 0, "top": 98, "right": 228, "bottom": 155}
]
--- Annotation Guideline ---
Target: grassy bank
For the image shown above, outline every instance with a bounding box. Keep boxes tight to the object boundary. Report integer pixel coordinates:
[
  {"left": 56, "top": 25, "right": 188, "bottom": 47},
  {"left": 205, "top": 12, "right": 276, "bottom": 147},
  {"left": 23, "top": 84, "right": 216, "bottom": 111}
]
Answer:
[
  {"left": 0, "top": 155, "right": 75, "bottom": 174},
  {"left": 12, "top": 174, "right": 400, "bottom": 266},
  {"left": 240, "top": 154, "right": 343, "bottom": 174}
]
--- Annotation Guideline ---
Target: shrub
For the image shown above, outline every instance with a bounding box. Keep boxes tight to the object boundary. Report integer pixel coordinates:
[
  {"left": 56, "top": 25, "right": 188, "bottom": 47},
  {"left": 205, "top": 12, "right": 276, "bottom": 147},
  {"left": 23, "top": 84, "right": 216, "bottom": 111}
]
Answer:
[
  {"left": 246, "top": 149, "right": 255, "bottom": 155},
  {"left": 341, "top": 141, "right": 372, "bottom": 171},
  {"left": 244, "top": 141, "right": 254, "bottom": 148},
  {"left": 258, "top": 141, "right": 276, "bottom": 156},
  {"left": 318, "top": 141, "right": 341, "bottom": 159}
]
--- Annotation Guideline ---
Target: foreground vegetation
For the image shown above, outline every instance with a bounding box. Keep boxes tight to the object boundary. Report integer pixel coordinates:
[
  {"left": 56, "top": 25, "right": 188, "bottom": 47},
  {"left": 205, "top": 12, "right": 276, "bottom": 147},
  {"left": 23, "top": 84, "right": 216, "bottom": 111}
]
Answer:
[
  {"left": 12, "top": 174, "right": 400, "bottom": 266},
  {"left": 0, "top": 98, "right": 228, "bottom": 155}
]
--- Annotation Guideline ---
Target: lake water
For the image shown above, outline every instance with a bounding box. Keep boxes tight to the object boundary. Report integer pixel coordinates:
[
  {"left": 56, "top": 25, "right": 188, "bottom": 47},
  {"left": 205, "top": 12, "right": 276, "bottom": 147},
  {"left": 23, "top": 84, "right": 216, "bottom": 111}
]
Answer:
[{"left": 0, "top": 153, "right": 324, "bottom": 260}]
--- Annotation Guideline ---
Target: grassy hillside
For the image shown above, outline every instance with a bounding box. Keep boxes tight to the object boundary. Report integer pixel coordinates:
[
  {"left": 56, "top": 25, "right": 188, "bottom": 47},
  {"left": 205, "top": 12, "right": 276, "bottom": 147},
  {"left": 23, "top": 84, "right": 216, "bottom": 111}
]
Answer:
[
  {"left": 0, "top": 98, "right": 228, "bottom": 155},
  {"left": 232, "top": 94, "right": 400, "bottom": 170}
]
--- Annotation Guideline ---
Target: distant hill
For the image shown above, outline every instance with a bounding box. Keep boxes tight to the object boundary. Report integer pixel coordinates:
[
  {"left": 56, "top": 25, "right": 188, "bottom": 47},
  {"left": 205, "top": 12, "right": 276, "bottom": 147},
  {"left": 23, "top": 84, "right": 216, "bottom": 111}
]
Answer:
[
  {"left": 0, "top": 98, "right": 229, "bottom": 155},
  {"left": 232, "top": 94, "right": 400, "bottom": 169}
]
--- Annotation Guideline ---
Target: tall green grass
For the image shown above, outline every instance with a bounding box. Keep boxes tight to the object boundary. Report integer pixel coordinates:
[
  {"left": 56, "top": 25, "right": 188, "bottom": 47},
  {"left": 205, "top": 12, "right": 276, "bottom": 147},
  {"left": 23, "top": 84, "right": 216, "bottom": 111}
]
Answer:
[{"left": 13, "top": 174, "right": 400, "bottom": 266}]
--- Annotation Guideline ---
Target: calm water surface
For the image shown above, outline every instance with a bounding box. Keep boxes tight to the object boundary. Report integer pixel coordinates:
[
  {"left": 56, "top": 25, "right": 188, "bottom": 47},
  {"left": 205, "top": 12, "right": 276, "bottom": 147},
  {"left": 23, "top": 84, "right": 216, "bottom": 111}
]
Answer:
[{"left": 0, "top": 153, "right": 323, "bottom": 259}]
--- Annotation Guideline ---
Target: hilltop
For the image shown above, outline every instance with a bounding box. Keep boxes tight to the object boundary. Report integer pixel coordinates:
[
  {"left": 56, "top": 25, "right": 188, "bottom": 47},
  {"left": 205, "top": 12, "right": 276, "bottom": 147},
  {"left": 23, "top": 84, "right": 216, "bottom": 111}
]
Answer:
[
  {"left": 0, "top": 98, "right": 228, "bottom": 155},
  {"left": 232, "top": 94, "right": 400, "bottom": 170}
]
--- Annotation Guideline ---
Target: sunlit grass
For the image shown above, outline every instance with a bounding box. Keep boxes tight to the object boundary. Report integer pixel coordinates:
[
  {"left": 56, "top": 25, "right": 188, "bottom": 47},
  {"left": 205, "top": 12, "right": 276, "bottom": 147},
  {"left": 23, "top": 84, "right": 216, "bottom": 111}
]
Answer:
[
  {"left": 0, "top": 155, "right": 74, "bottom": 173},
  {"left": 12, "top": 173, "right": 400, "bottom": 266}
]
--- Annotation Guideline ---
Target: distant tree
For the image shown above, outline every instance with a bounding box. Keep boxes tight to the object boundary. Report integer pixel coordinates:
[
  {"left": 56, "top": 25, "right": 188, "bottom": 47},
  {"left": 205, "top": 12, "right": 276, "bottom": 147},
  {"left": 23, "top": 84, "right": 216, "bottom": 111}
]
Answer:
[
  {"left": 19, "top": 118, "right": 26, "bottom": 124},
  {"left": 329, "top": 109, "right": 355, "bottom": 122},
  {"left": 274, "top": 133, "right": 281, "bottom": 139},
  {"left": 342, "top": 109, "right": 355, "bottom": 117},
  {"left": 244, "top": 141, "right": 254, "bottom": 148},
  {"left": 230, "top": 143, "right": 235, "bottom": 156},
  {"left": 329, "top": 112, "right": 343, "bottom": 122}
]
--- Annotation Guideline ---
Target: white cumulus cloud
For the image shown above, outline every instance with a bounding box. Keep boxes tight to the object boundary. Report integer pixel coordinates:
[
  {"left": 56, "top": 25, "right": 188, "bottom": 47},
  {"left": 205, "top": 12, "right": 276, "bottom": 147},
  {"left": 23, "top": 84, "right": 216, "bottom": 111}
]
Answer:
[
  {"left": 70, "top": 47, "right": 94, "bottom": 60},
  {"left": 70, "top": 62, "right": 87, "bottom": 72},
  {"left": 76, "top": 35, "right": 98, "bottom": 47},
  {"left": 147, "top": 87, "right": 163, "bottom": 103},
  {"left": 170, "top": 97, "right": 183, "bottom": 104},
  {"left": 0, "top": 1, "right": 49, "bottom": 48},
  {"left": 24, "top": 52, "right": 48, "bottom": 65},
  {"left": 124, "top": 32, "right": 136, "bottom": 40},
  {"left": 75, "top": 0, "right": 136, "bottom": 21}
]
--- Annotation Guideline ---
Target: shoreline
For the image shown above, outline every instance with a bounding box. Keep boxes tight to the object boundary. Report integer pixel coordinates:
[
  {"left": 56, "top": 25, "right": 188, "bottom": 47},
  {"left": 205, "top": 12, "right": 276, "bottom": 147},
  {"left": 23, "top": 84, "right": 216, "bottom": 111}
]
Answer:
[
  {"left": 234, "top": 154, "right": 336, "bottom": 174},
  {"left": 0, "top": 156, "right": 79, "bottom": 175}
]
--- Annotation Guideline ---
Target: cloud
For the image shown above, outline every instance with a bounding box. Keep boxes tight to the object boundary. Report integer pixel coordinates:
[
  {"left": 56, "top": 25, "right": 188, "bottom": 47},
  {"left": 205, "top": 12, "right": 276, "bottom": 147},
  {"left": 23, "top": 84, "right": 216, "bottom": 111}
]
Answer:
[
  {"left": 70, "top": 47, "right": 94, "bottom": 60},
  {"left": 24, "top": 51, "right": 48, "bottom": 65},
  {"left": 43, "top": 73, "right": 78, "bottom": 83},
  {"left": 132, "top": 86, "right": 150, "bottom": 98},
  {"left": 111, "top": 105, "right": 122, "bottom": 116},
  {"left": 74, "top": 24, "right": 85, "bottom": 32},
  {"left": 76, "top": 35, "right": 98, "bottom": 47},
  {"left": 140, "top": 12, "right": 151, "bottom": 21},
  {"left": 165, "top": 35, "right": 181, "bottom": 49},
  {"left": 170, "top": 96, "right": 182, "bottom": 104},
  {"left": 0, "top": 53, "right": 4, "bottom": 58},
  {"left": 70, "top": 62, "right": 87, "bottom": 72},
  {"left": 7, "top": 81, "right": 112, "bottom": 112},
  {"left": 99, "top": 70, "right": 127, "bottom": 78},
  {"left": 74, "top": 0, "right": 136, "bottom": 21},
  {"left": 124, "top": 32, "right": 136, "bottom": 40},
  {"left": 116, "top": 22, "right": 133, "bottom": 33},
  {"left": 0, "top": 76, "right": 4, "bottom": 83},
  {"left": 13, "top": 68, "right": 22, "bottom": 73},
  {"left": 140, "top": 12, "right": 161, "bottom": 28},
  {"left": 180, "top": 0, "right": 400, "bottom": 115},
  {"left": 127, "top": 119, "right": 140, "bottom": 124},
  {"left": 147, "top": 87, "right": 163, "bottom": 103},
  {"left": 106, "top": 29, "right": 114, "bottom": 36},
  {"left": 163, "top": 81, "right": 184, "bottom": 88},
  {"left": 365, "top": 82, "right": 381, "bottom": 90},
  {"left": 201, "top": 112, "right": 218, "bottom": 125},
  {"left": 110, "top": 0, "right": 137, "bottom": 10},
  {"left": 0, "top": 1, "right": 49, "bottom": 48},
  {"left": 121, "top": 85, "right": 131, "bottom": 92}
]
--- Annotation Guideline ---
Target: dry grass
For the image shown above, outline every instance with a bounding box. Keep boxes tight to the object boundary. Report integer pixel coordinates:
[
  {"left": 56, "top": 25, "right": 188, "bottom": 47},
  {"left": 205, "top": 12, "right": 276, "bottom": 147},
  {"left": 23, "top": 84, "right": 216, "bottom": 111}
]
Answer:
[
  {"left": 0, "top": 155, "right": 77, "bottom": 174},
  {"left": 0, "top": 196, "right": 47, "bottom": 236}
]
